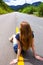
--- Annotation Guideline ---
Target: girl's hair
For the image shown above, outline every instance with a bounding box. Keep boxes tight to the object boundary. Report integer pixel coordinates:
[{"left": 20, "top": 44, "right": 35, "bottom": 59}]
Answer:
[{"left": 20, "top": 21, "right": 33, "bottom": 50}]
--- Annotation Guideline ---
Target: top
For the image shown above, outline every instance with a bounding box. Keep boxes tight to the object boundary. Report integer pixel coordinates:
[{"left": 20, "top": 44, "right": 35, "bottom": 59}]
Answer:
[{"left": 15, "top": 32, "right": 34, "bottom": 50}]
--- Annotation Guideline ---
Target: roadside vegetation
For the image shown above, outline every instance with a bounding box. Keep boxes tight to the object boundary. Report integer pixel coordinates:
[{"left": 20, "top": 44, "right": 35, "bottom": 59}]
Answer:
[
  {"left": 18, "top": 3, "right": 43, "bottom": 17},
  {"left": 0, "top": 0, "right": 43, "bottom": 17},
  {"left": 0, "top": 0, "right": 14, "bottom": 14}
]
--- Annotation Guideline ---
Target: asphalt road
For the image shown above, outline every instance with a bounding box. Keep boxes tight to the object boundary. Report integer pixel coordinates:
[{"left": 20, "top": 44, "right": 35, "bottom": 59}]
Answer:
[{"left": 0, "top": 12, "right": 43, "bottom": 65}]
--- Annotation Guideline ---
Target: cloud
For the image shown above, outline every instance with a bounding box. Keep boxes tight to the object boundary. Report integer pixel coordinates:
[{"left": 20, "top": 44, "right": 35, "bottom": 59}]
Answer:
[
  {"left": 5, "top": 0, "right": 25, "bottom": 5},
  {"left": 27, "top": 0, "right": 43, "bottom": 3},
  {"left": 4, "top": 0, "right": 43, "bottom": 6},
  {"left": 13, "top": 0, "right": 16, "bottom": 1}
]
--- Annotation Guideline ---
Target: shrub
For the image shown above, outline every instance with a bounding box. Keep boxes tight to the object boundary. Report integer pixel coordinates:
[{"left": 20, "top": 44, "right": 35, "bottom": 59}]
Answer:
[{"left": 38, "top": 3, "right": 43, "bottom": 16}]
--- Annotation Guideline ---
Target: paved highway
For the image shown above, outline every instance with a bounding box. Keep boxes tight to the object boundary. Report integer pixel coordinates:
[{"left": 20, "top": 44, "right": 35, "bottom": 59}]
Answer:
[{"left": 0, "top": 12, "right": 43, "bottom": 65}]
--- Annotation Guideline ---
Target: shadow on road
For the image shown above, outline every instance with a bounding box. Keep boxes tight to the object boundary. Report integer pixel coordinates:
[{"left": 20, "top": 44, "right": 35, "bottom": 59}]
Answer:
[{"left": 22, "top": 50, "right": 43, "bottom": 65}]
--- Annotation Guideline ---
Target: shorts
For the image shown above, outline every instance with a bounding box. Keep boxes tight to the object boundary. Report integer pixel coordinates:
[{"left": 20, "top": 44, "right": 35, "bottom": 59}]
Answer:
[
  {"left": 13, "top": 43, "right": 25, "bottom": 54},
  {"left": 13, "top": 44, "right": 18, "bottom": 53}
]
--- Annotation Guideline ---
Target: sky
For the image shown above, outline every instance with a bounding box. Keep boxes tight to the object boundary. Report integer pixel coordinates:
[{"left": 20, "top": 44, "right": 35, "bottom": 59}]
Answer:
[{"left": 3, "top": 0, "right": 43, "bottom": 6}]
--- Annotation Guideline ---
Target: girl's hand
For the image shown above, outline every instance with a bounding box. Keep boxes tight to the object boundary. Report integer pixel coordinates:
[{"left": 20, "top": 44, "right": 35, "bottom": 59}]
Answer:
[
  {"left": 9, "top": 37, "right": 13, "bottom": 43},
  {"left": 10, "top": 58, "right": 18, "bottom": 65},
  {"left": 35, "top": 55, "right": 43, "bottom": 61}
]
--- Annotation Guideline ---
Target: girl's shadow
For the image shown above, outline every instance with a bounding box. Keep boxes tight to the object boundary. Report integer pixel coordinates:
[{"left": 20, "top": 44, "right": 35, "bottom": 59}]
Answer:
[{"left": 22, "top": 50, "right": 43, "bottom": 65}]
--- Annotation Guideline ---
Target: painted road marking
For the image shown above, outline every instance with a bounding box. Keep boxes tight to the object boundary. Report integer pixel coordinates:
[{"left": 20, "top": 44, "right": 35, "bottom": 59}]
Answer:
[
  {"left": 18, "top": 55, "right": 24, "bottom": 65},
  {"left": 16, "top": 27, "right": 24, "bottom": 65},
  {"left": 16, "top": 27, "right": 19, "bottom": 33}
]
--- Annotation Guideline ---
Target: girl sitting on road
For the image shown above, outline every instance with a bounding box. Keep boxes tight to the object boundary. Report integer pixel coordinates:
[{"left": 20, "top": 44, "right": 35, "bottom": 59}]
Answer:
[{"left": 9, "top": 21, "right": 43, "bottom": 65}]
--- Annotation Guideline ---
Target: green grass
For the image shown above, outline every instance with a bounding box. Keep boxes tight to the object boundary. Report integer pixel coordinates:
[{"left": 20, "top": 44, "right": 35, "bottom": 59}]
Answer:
[
  {"left": 0, "top": 7, "right": 14, "bottom": 14},
  {"left": 33, "top": 12, "right": 39, "bottom": 16},
  {"left": 0, "top": 7, "right": 8, "bottom": 14}
]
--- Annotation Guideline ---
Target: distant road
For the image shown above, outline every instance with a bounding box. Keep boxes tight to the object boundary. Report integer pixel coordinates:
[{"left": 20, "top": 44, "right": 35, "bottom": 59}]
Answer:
[{"left": 0, "top": 12, "right": 43, "bottom": 65}]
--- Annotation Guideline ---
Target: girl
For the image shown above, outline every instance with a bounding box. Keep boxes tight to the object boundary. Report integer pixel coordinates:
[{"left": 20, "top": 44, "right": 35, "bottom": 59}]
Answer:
[{"left": 9, "top": 21, "right": 43, "bottom": 65}]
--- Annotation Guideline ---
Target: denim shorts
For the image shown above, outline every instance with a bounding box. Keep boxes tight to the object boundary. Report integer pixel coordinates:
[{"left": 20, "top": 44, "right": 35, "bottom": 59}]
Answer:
[
  {"left": 13, "top": 43, "right": 25, "bottom": 54},
  {"left": 13, "top": 44, "right": 18, "bottom": 54}
]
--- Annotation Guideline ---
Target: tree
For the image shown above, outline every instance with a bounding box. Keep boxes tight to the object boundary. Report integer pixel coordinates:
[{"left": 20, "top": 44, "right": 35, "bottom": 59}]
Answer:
[
  {"left": 38, "top": 3, "right": 43, "bottom": 16},
  {"left": 0, "top": 0, "right": 3, "bottom": 3},
  {"left": 28, "top": 6, "right": 36, "bottom": 14}
]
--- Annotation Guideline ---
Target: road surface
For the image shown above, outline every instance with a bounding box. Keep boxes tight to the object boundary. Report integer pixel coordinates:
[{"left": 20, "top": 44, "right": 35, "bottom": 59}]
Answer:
[{"left": 0, "top": 12, "right": 43, "bottom": 65}]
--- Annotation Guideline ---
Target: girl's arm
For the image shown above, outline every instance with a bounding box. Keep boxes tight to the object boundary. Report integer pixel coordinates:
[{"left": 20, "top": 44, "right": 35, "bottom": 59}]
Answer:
[
  {"left": 31, "top": 38, "right": 43, "bottom": 61},
  {"left": 17, "top": 40, "right": 22, "bottom": 60},
  {"left": 10, "top": 40, "right": 22, "bottom": 65}
]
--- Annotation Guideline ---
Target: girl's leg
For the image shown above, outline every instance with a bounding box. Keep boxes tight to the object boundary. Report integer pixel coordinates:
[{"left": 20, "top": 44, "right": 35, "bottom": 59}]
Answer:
[
  {"left": 13, "top": 43, "right": 25, "bottom": 54},
  {"left": 13, "top": 44, "right": 18, "bottom": 54}
]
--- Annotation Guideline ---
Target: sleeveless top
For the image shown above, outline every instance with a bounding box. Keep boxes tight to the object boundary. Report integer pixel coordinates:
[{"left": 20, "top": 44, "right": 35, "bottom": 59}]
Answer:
[{"left": 15, "top": 32, "right": 34, "bottom": 51}]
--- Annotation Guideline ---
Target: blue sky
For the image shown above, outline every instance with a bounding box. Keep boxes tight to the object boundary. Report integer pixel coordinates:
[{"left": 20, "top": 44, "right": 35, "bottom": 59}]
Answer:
[{"left": 3, "top": 0, "right": 43, "bottom": 6}]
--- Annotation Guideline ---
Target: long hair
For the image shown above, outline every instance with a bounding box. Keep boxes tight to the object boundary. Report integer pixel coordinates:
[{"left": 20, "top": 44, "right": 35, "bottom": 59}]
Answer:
[{"left": 20, "top": 21, "right": 33, "bottom": 50}]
